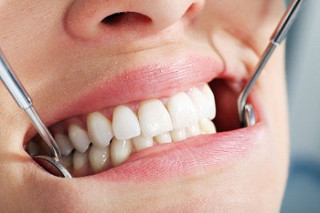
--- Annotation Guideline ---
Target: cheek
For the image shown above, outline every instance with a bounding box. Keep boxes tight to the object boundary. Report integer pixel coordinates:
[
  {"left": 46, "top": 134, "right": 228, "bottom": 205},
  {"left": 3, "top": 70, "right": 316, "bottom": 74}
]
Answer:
[
  {"left": 201, "top": 0, "right": 285, "bottom": 51},
  {"left": 0, "top": 1, "right": 68, "bottom": 77}
]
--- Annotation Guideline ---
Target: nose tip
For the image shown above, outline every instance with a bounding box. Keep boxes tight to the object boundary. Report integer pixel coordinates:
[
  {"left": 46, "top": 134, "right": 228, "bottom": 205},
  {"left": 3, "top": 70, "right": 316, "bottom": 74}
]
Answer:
[
  {"left": 65, "top": 0, "right": 204, "bottom": 41},
  {"left": 136, "top": 0, "right": 204, "bottom": 31}
]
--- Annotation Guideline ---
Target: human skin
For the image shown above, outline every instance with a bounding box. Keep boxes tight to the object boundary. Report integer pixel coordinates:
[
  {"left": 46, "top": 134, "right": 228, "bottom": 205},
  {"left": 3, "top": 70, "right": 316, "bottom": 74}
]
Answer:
[{"left": 0, "top": 0, "right": 289, "bottom": 212}]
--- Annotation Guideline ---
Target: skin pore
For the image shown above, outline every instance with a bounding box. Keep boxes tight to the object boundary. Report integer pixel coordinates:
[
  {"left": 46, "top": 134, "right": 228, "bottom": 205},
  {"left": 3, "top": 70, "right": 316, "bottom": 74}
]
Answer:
[{"left": 0, "top": 0, "right": 289, "bottom": 212}]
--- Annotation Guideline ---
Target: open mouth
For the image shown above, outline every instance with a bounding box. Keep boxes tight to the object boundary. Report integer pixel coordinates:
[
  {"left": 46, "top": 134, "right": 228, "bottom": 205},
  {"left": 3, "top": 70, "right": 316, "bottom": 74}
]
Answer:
[{"left": 25, "top": 55, "right": 263, "bottom": 179}]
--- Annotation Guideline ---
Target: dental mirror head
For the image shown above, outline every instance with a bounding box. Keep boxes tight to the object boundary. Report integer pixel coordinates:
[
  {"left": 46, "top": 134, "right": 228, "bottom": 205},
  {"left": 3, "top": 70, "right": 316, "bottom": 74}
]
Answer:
[
  {"left": 33, "top": 155, "right": 72, "bottom": 178},
  {"left": 0, "top": 49, "right": 72, "bottom": 178},
  {"left": 238, "top": 0, "right": 304, "bottom": 127}
]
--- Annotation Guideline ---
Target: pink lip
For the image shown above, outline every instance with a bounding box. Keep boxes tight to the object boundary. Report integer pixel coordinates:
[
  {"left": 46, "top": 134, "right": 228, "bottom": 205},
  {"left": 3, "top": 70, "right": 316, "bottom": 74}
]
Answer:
[
  {"left": 26, "top": 54, "right": 267, "bottom": 182},
  {"left": 46, "top": 55, "right": 225, "bottom": 128}
]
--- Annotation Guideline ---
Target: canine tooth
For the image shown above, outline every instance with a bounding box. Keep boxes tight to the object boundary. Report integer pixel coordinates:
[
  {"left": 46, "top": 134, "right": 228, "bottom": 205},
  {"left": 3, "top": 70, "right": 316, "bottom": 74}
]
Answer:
[
  {"left": 166, "top": 92, "right": 198, "bottom": 129},
  {"left": 201, "top": 84, "right": 216, "bottom": 119},
  {"left": 73, "top": 151, "right": 89, "bottom": 176},
  {"left": 88, "top": 145, "right": 109, "bottom": 173},
  {"left": 155, "top": 132, "right": 172, "bottom": 144},
  {"left": 28, "top": 140, "right": 40, "bottom": 156},
  {"left": 189, "top": 87, "right": 215, "bottom": 120},
  {"left": 186, "top": 124, "right": 201, "bottom": 137},
  {"left": 54, "top": 133, "right": 74, "bottom": 156},
  {"left": 138, "top": 99, "right": 173, "bottom": 137},
  {"left": 111, "top": 138, "right": 133, "bottom": 166},
  {"left": 199, "top": 118, "right": 217, "bottom": 134},
  {"left": 171, "top": 129, "right": 187, "bottom": 142},
  {"left": 68, "top": 124, "right": 90, "bottom": 153},
  {"left": 87, "top": 112, "right": 113, "bottom": 148},
  {"left": 132, "top": 135, "right": 153, "bottom": 151},
  {"left": 112, "top": 106, "right": 141, "bottom": 140}
]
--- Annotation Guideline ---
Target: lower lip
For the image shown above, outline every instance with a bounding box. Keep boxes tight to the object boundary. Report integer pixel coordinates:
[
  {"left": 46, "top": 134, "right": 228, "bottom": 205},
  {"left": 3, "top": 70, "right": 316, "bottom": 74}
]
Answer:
[{"left": 85, "top": 96, "right": 267, "bottom": 182}]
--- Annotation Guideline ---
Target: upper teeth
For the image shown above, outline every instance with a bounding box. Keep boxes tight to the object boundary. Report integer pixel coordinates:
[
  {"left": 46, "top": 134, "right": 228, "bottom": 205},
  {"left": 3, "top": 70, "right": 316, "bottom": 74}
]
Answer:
[
  {"left": 28, "top": 84, "right": 217, "bottom": 177},
  {"left": 138, "top": 99, "right": 173, "bottom": 137},
  {"left": 87, "top": 112, "right": 113, "bottom": 148},
  {"left": 166, "top": 92, "right": 198, "bottom": 129},
  {"left": 112, "top": 105, "right": 141, "bottom": 140}
]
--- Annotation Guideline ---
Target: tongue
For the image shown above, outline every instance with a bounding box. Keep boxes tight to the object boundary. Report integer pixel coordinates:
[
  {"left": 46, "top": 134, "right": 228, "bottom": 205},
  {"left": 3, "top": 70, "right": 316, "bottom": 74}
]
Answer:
[{"left": 210, "top": 80, "right": 241, "bottom": 132}]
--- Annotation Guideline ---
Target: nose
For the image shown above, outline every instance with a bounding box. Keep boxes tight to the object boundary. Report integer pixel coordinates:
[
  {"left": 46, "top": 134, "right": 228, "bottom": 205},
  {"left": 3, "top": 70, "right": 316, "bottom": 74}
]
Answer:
[{"left": 65, "top": 0, "right": 204, "bottom": 41}]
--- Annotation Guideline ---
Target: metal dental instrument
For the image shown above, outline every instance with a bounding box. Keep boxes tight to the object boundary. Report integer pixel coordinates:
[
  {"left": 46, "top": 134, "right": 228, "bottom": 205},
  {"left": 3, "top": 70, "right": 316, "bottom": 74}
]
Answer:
[
  {"left": 0, "top": 50, "right": 72, "bottom": 178},
  {"left": 238, "top": 0, "right": 304, "bottom": 127}
]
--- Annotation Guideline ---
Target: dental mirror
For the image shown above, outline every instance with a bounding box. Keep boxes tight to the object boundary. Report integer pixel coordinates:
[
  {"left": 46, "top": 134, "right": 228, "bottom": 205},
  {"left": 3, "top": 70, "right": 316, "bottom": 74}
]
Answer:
[
  {"left": 238, "top": 0, "right": 304, "bottom": 127},
  {"left": 0, "top": 49, "right": 72, "bottom": 178}
]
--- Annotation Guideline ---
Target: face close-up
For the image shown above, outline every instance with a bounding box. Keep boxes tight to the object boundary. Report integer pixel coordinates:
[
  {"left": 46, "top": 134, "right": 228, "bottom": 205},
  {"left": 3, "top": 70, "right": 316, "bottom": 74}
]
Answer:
[{"left": 0, "top": 0, "right": 290, "bottom": 212}]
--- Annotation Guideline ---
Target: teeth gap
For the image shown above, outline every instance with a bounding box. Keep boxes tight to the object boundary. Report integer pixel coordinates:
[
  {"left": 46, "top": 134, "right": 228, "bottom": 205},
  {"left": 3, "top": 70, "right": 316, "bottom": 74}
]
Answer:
[{"left": 27, "top": 83, "right": 221, "bottom": 177}]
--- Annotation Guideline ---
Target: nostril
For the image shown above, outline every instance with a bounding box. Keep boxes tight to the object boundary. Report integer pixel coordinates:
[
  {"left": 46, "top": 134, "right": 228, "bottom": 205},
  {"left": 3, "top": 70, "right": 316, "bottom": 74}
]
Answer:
[
  {"left": 182, "top": 2, "right": 204, "bottom": 21},
  {"left": 102, "top": 12, "right": 125, "bottom": 25},
  {"left": 101, "top": 12, "right": 152, "bottom": 26}
]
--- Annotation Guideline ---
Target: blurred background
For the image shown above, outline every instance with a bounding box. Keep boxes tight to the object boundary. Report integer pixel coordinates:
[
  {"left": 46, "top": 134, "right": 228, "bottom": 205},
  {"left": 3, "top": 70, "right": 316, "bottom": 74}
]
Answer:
[{"left": 282, "top": 0, "right": 320, "bottom": 212}]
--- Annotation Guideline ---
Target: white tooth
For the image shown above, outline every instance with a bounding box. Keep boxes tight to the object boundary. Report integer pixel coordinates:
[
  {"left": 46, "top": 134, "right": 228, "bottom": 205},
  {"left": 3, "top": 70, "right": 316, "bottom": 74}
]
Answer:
[
  {"left": 28, "top": 140, "right": 40, "bottom": 156},
  {"left": 88, "top": 145, "right": 109, "bottom": 173},
  {"left": 155, "top": 132, "right": 172, "bottom": 144},
  {"left": 189, "top": 87, "right": 215, "bottom": 120},
  {"left": 68, "top": 124, "right": 90, "bottom": 153},
  {"left": 166, "top": 92, "right": 198, "bottom": 129},
  {"left": 201, "top": 84, "right": 216, "bottom": 119},
  {"left": 87, "top": 112, "right": 113, "bottom": 148},
  {"left": 138, "top": 99, "right": 173, "bottom": 137},
  {"left": 186, "top": 124, "right": 201, "bottom": 137},
  {"left": 112, "top": 105, "right": 141, "bottom": 140},
  {"left": 199, "top": 118, "right": 217, "bottom": 134},
  {"left": 171, "top": 129, "right": 187, "bottom": 142},
  {"left": 73, "top": 151, "right": 88, "bottom": 172},
  {"left": 61, "top": 155, "right": 73, "bottom": 169},
  {"left": 54, "top": 133, "right": 74, "bottom": 156},
  {"left": 110, "top": 138, "right": 133, "bottom": 166},
  {"left": 132, "top": 135, "right": 153, "bottom": 151}
]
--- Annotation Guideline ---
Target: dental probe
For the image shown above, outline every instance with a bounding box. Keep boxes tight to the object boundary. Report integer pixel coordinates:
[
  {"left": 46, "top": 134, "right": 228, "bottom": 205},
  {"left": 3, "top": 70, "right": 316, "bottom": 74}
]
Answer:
[
  {"left": 238, "top": 0, "right": 304, "bottom": 127},
  {"left": 0, "top": 50, "right": 72, "bottom": 178}
]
